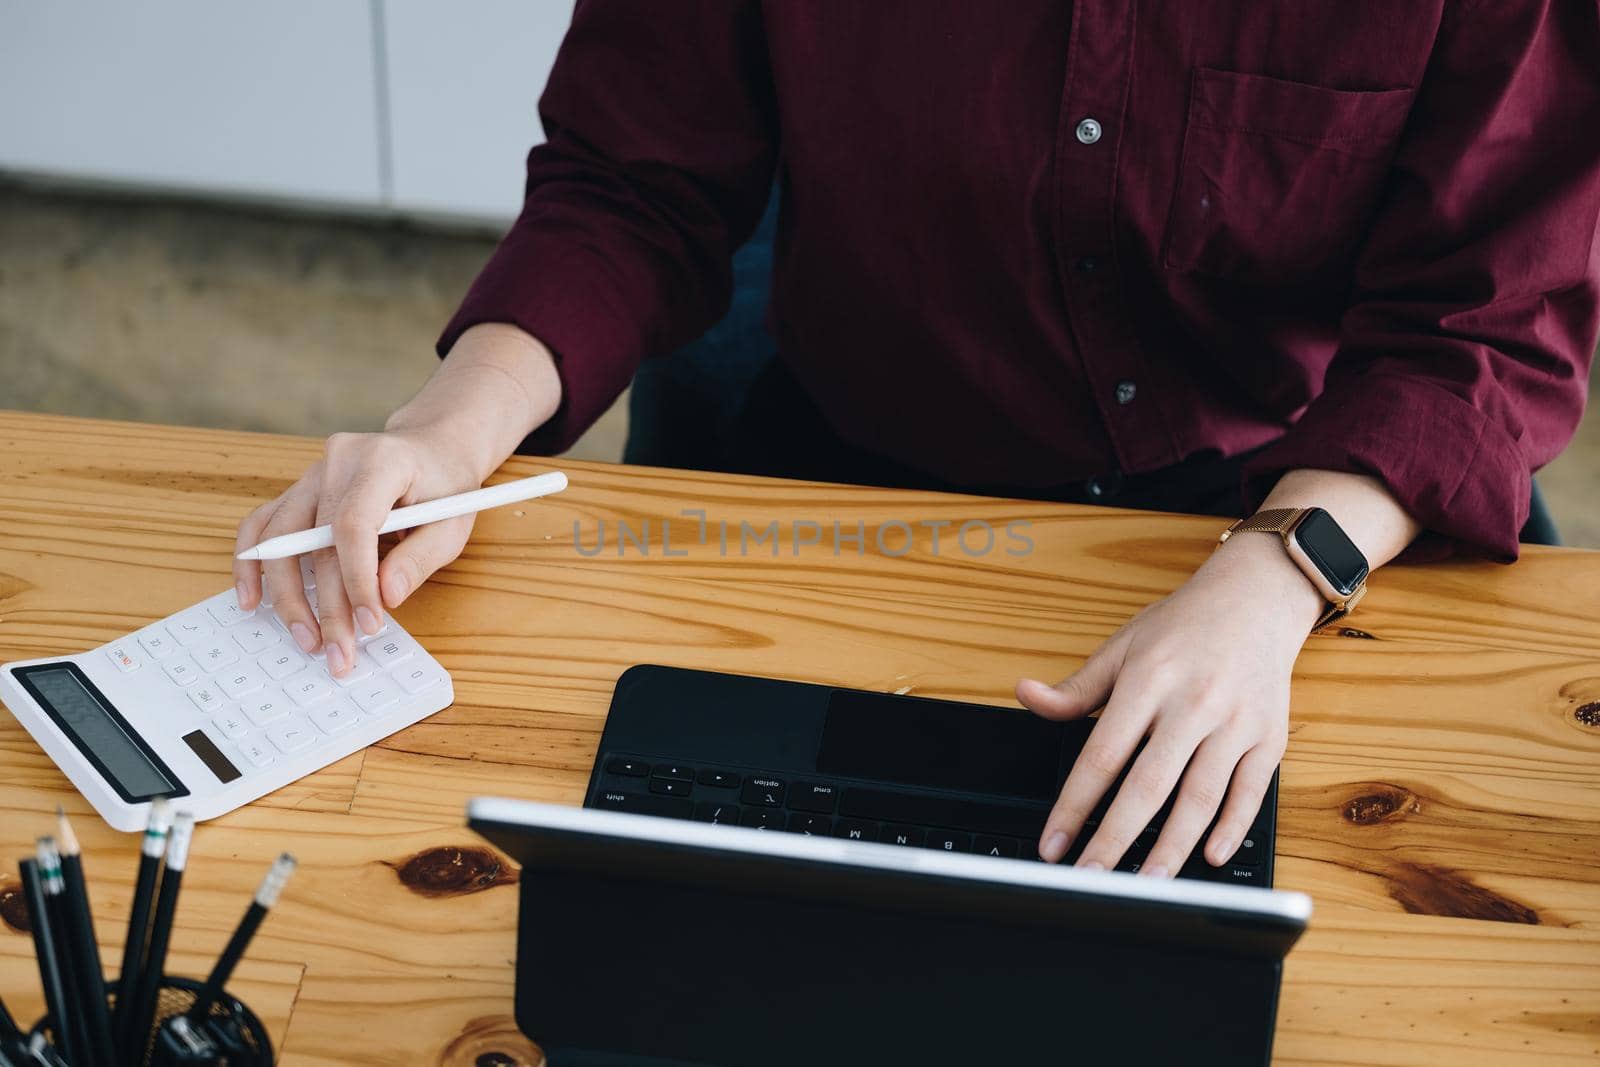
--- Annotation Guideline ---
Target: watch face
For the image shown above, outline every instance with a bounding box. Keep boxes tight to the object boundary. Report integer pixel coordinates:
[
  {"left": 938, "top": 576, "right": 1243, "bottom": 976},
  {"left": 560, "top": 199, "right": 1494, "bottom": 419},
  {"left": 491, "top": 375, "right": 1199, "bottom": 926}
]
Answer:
[{"left": 1293, "top": 508, "right": 1369, "bottom": 597}]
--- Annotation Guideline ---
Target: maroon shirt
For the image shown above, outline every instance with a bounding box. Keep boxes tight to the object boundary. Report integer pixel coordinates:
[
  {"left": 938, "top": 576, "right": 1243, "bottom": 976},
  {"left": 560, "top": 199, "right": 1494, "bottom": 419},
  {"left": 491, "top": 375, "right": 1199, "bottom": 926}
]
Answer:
[{"left": 441, "top": 1, "right": 1600, "bottom": 559}]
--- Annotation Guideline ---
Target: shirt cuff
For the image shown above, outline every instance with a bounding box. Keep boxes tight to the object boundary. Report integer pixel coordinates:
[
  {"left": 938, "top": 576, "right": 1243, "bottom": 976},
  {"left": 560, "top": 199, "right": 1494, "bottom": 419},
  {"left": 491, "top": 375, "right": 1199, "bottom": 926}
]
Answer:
[
  {"left": 436, "top": 239, "right": 644, "bottom": 456},
  {"left": 1242, "top": 370, "right": 1531, "bottom": 562}
]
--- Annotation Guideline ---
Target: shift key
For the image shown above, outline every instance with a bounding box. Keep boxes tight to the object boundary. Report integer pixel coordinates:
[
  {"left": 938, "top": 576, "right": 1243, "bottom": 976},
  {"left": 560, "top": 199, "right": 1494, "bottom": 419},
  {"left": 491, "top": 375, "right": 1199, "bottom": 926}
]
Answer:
[{"left": 596, "top": 790, "right": 692, "bottom": 820}]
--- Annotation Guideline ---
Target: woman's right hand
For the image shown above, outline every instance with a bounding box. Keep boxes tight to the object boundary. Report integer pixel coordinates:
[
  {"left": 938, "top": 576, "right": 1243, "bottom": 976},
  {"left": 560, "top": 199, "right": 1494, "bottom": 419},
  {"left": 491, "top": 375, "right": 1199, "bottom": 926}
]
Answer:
[
  {"left": 232, "top": 427, "right": 484, "bottom": 677},
  {"left": 230, "top": 323, "right": 565, "bottom": 677}
]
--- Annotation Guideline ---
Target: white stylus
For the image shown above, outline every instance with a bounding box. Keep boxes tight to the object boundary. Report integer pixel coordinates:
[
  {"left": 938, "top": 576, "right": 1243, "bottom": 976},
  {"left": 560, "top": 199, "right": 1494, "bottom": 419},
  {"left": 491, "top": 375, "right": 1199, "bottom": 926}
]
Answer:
[{"left": 234, "top": 471, "right": 569, "bottom": 561}]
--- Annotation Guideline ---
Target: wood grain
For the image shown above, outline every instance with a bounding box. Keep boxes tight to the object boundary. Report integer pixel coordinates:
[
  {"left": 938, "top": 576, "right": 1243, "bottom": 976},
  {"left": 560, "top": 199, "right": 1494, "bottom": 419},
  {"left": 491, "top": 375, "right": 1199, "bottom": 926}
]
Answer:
[{"left": 1, "top": 411, "right": 1597, "bottom": 1065}]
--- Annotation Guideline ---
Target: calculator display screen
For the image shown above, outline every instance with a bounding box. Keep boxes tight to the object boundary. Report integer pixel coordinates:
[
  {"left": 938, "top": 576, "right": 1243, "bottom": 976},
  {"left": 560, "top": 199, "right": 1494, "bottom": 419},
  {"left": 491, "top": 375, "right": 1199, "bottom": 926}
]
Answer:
[
  {"left": 16, "top": 663, "right": 186, "bottom": 802},
  {"left": 817, "top": 690, "right": 1064, "bottom": 801}
]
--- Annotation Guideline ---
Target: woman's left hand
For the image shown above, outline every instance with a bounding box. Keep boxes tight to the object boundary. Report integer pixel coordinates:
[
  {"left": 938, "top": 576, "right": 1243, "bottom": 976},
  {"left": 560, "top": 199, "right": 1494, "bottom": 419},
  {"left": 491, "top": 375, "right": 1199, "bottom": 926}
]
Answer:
[{"left": 1017, "top": 532, "right": 1324, "bottom": 876}]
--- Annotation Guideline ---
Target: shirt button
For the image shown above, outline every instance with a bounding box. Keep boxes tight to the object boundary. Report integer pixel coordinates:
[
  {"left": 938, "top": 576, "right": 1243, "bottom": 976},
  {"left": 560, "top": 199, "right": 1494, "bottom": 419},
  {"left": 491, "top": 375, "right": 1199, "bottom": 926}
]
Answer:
[
  {"left": 1114, "top": 380, "right": 1137, "bottom": 405},
  {"left": 1086, "top": 477, "right": 1106, "bottom": 499},
  {"left": 1075, "top": 256, "right": 1101, "bottom": 273},
  {"left": 1075, "top": 117, "right": 1103, "bottom": 145}
]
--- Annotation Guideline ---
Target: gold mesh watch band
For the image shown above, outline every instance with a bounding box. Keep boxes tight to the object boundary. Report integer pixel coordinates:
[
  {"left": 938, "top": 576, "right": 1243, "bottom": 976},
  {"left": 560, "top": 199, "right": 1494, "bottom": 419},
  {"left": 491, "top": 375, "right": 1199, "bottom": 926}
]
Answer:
[
  {"left": 1218, "top": 508, "right": 1349, "bottom": 633},
  {"left": 1218, "top": 508, "right": 1304, "bottom": 541}
]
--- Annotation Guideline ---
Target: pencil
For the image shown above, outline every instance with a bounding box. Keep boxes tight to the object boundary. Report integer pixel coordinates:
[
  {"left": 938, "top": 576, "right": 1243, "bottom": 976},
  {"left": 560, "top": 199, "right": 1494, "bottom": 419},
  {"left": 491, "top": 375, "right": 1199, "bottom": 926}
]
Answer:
[
  {"left": 54, "top": 808, "right": 117, "bottom": 1066},
  {"left": 112, "top": 797, "right": 173, "bottom": 1051},
  {"left": 22, "top": 851, "right": 81, "bottom": 1066},
  {"left": 126, "top": 812, "right": 194, "bottom": 1061},
  {"left": 187, "top": 852, "right": 296, "bottom": 1021},
  {"left": 36, "top": 838, "right": 92, "bottom": 1062},
  {"left": 234, "top": 471, "right": 567, "bottom": 560}
]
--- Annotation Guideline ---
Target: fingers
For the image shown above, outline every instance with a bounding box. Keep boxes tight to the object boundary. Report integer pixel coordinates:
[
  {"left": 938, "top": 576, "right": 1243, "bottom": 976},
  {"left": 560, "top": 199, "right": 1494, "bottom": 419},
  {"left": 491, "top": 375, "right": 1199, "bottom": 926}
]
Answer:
[
  {"left": 1036, "top": 684, "right": 1151, "bottom": 863},
  {"left": 259, "top": 489, "right": 322, "bottom": 654},
  {"left": 1204, "top": 741, "right": 1282, "bottom": 867},
  {"left": 1073, "top": 713, "right": 1208, "bottom": 871},
  {"left": 232, "top": 502, "right": 275, "bottom": 611},
  {"left": 1016, "top": 641, "right": 1123, "bottom": 722},
  {"left": 1142, "top": 730, "right": 1251, "bottom": 878},
  {"left": 378, "top": 516, "right": 474, "bottom": 609}
]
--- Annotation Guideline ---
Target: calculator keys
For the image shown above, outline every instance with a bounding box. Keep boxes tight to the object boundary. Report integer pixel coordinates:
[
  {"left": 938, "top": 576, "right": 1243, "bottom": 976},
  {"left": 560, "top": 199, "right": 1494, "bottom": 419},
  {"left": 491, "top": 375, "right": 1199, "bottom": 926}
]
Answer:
[
  {"left": 238, "top": 737, "right": 276, "bottom": 768},
  {"left": 328, "top": 653, "right": 375, "bottom": 687},
  {"left": 217, "top": 664, "right": 266, "bottom": 699},
  {"left": 351, "top": 679, "right": 401, "bottom": 715},
  {"left": 393, "top": 664, "right": 443, "bottom": 695},
  {"left": 105, "top": 644, "right": 140, "bottom": 672},
  {"left": 188, "top": 684, "right": 227, "bottom": 713},
  {"left": 309, "top": 700, "right": 360, "bottom": 735},
  {"left": 195, "top": 642, "right": 239, "bottom": 673},
  {"left": 167, "top": 613, "right": 215, "bottom": 647},
  {"left": 206, "top": 597, "right": 254, "bottom": 628},
  {"left": 267, "top": 719, "right": 318, "bottom": 754},
  {"left": 285, "top": 675, "right": 333, "bottom": 708},
  {"left": 211, "top": 710, "right": 250, "bottom": 740},
  {"left": 242, "top": 695, "right": 289, "bottom": 727},
  {"left": 259, "top": 647, "right": 306, "bottom": 681},
  {"left": 233, "top": 623, "right": 280, "bottom": 655},
  {"left": 137, "top": 630, "right": 176, "bottom": 660},
  {"left": 162, "top": 657, "right": 200, "bottom": 687},
  {"left": 368, "top": 637, "right": 413, "bottom": 669}
]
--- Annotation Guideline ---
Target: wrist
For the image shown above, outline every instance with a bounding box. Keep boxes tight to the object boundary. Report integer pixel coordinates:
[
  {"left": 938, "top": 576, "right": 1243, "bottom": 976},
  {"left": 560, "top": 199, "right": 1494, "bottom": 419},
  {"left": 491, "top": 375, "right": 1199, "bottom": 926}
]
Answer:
[{"left": 1202, "top": 530, "right": 1327, "bottom": 634}]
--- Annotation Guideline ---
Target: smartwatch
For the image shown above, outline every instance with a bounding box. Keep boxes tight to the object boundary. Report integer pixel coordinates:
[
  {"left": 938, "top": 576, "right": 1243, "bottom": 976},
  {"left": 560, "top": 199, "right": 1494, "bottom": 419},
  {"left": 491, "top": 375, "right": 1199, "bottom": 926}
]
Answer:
[{"left": 1218, "top": 507, "right": 1369, "bottom": 631}]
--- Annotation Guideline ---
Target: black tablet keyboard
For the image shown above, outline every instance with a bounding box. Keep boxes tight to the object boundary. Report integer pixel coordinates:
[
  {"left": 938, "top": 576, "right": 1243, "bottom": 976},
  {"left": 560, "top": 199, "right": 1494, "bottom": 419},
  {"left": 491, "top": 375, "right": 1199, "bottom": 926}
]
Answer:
[{"left": 591, "top": 753, "right": 1271, "bottom": 886}]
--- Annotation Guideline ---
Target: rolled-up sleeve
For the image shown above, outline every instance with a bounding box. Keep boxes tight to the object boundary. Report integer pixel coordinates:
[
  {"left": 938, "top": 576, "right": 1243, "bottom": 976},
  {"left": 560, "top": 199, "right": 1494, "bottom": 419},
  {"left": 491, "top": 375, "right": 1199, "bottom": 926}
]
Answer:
[
  {"left": 1245, "top": 0, "right": 1600, "bottom": 560},
  {"left": 437, "top": 0, "right": 778, "bottom": 453}
]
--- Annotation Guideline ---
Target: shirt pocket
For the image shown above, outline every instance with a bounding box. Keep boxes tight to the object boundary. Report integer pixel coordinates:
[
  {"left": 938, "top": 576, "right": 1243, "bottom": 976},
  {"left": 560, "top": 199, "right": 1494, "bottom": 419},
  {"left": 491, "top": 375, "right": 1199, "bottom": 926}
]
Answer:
[{"left": 1162, "top": 68, "right": 1415, "bottom": 284}]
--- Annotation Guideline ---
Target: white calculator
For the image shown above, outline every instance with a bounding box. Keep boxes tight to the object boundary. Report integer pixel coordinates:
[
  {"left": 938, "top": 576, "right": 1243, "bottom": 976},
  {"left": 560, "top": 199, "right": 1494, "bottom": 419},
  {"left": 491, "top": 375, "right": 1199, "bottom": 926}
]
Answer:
[{"left": 0, "top": 565, "right": 453, "bottom": 831}]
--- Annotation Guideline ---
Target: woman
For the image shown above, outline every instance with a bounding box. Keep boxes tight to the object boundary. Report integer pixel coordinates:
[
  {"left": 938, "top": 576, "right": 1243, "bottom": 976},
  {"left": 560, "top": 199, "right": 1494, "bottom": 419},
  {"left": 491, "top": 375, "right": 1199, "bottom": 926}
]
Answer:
[{"left": 233, "top": 2, "right": 1600, "bottom": 877}]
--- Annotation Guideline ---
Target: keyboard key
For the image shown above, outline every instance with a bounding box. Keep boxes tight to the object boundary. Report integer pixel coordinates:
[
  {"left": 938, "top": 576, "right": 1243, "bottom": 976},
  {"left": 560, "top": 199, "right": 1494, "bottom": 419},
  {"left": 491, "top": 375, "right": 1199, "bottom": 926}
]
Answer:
[
  {"left": 267, "top": 720, "right": 317, "bottom": 754},
  {"left": 237, "top": 737, "right": 275, "bottom": 768},
  {"left": 606, "top": 757, "right": 650, "bottom": 777},
  {"left": 217, "top": 664, "right": 266, "bottom": 699},
  {"left": 973, "top": 836, "right": 1020, "bottom": 859},
  {"left": 740, "top": 776, "right": 786, "bottom": 808},
  {"left": 595, "top": 791, "right": 692, "bottom": 820},
  {"left": 351, "top": 679, "right": 401, "bottom": 715},
  {"left": 1232, "top": 834, "right": 1265, "bottom": 868},
  {"left": 167, "top": 613, "right": 214, "bottom": 647},
  {"left": 211, "top": 710, "right": 250, "bottom": 740},
  {"left": 285, "top": 674, "right": 333, "bottom": 708},
  {"left": 195, "top": 642, "right": 239, "bottom": 673},
  {"left": 839, "top": 786, "right": 1048, "bottom": 841},
  {"left": 738, "top": 808, "right": 785, "bottom": 830},
  {"left": 651, "top": 764, "right": 695, "bottom": 782},
  {"left": 833, "top": 818, "right": 878, "bottom": 842},
  {"left": 692, "top": 802, "right": 741, "bottom": 825},
  {"left": 162, "top": 657, "right": 200, "bottom": 687},
  {"left": 880, "top": 825, "right": 925, "bottom": 848},
  {"left": 105, "top": 643, "right": 140, "bottom": 672},
  {"left": 187, "top": 685, "right": 226, "bottom": 713},
  {"left": 649, "top": 778, "right": 692, "bottom": 797},
  {"left": 207, "top": 597, "right": 254, "bottom": 628},
  {"left": 696, "top": 769, "right": 740, "bottom": 788},
  {"left": 788, "top": 781, "right": 839, "bottom": 814},
  {"left": 137, "top": 629, "right": 177, "bottom": 660},
  {"left": 259, "top": 647, "right": 306, "bottom": 681},
  {"left": 242, "top": 695, "right": 289, "bottom": 727},
  {"left": 925, "top": 830, "right": 971, "bottom": 853},
  {"left": 786, "top": 813, "right": 832, "bottom": 836},
  {"left": 368, "top": 636, "right": 413, "bottom": 668},
  {"left": 328, "top": 652, "right": 375, "bottom": 687},
  {"left": 393, "top": 664, "right": 444, "bottom": 695},
  {"left": 233, "top": 623, "right": 280, "bottom": 655},
  {"left": 309, "top": 700, "right": 361, "bottom": 735}
]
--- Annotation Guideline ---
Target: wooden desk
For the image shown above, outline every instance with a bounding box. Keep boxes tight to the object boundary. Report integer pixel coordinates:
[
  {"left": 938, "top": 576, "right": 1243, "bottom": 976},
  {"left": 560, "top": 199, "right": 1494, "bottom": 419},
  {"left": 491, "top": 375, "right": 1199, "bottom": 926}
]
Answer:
[{"left": 0, "top": 411, "right": 1596, "bottom": 1065}]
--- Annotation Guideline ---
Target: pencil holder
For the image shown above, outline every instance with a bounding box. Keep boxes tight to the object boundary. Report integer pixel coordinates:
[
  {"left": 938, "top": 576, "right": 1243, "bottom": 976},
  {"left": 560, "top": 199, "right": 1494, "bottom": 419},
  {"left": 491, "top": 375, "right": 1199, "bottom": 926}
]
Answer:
[{"left": 31, "top": 974, "right": 273, "bottom": 1067}]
